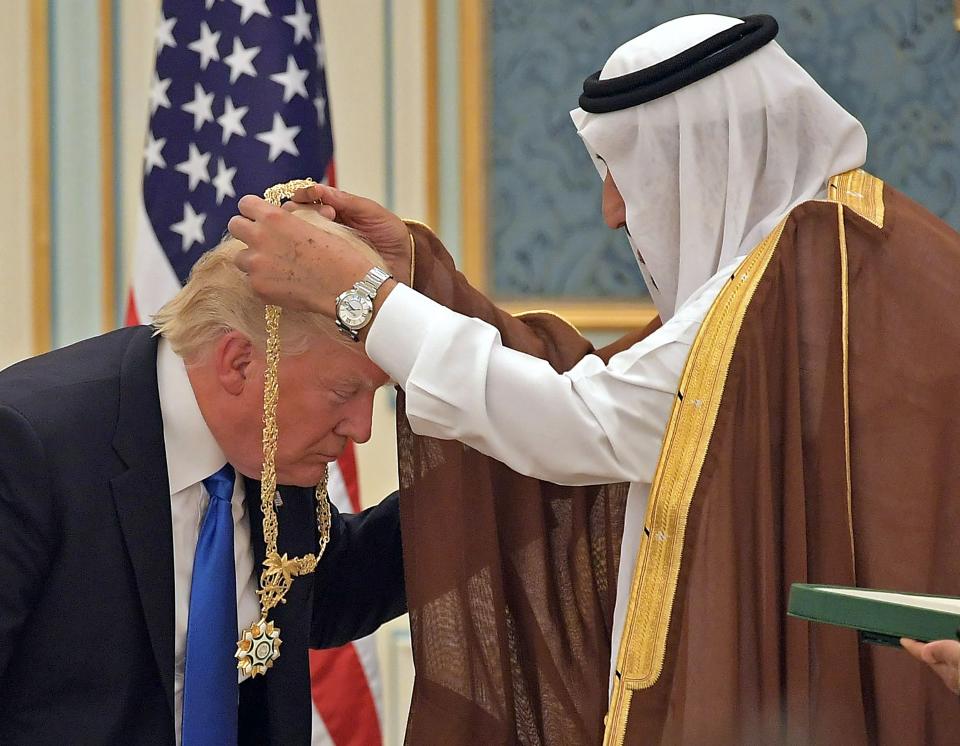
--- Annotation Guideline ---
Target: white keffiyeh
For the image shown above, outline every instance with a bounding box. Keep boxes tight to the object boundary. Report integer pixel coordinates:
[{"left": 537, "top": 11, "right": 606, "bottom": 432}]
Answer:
[{"left": 571, "top": 14, "right": 868, "bottom": 320}]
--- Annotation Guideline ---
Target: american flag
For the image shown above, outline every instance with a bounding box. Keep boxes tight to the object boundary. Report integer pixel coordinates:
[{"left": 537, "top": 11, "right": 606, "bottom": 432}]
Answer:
[{"left": 128, "top": 2, "right": 384, "bottom": 743}]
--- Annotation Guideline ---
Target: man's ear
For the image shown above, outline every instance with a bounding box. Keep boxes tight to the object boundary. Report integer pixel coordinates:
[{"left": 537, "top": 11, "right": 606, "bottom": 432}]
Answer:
[{"left": 214, "top": 331, "right": 255, "bottom": 396}]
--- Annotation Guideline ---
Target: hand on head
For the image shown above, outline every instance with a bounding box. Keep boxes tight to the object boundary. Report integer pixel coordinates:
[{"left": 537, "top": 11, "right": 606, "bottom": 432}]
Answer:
[
  {"left": 289, "top": 184, "right": 411, "bottom": 283},
  {"left": 901, "top": 638, "right": 960, "bottom": 695},
  {"left": 284, "top": 184, "right": 412, "bottom": 285},
  {"left": 228, "top": 195, "right": 376, "bottom": 314},
  {"left": 228, "top": 187, "right": 411, "bottom": 312}
]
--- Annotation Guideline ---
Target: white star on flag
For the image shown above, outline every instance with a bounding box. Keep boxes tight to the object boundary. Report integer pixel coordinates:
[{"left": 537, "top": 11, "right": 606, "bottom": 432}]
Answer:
[
  {"left": 170, "top": 202, "right": 207, "bottom": 251},
  {"left": 217, "top": 95, "right": 248, "bottom": 145},
  {"left": 212, "top": 158, "right": 237, "bottom": 205},
  {"left": 204, "top": 0, "right": 222, "bottom": 9},
  {"left": 270, "top": 56, "right": 309, "bottom": 103},
  {"left": 175, "top": 143, "right": 212, "bottom": 191},
  {"left": 155, "top": 12, "right": 177, "bottom": 51},
  {"left": 283, "top": 0, "right": 313, "bottom": 44},
  {"left": 188, "top": 21, "right": 221, "bottom": 70},
  {"left": 224, "top": 36, "right": 261, "bottom": 84},
  {"left": 232, "top": 0, "right": 271, "bottom": 25},
  {"left": 144, "top": 134, "right": 167, "bottom": 174},
  {"left": 149, "top": 73, "right": 172, "bottom": 115},
  {"left": 181, "top": 83, "right": 216, "bottom": 132},
  {"left": 255, "top": 113, "right": 301, "bottom": 162}
]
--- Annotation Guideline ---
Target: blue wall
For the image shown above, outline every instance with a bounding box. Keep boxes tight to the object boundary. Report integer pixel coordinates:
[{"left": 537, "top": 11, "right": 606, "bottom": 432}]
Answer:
[{"left": 489, "top": 1, "right": 960, "bottom": 300}]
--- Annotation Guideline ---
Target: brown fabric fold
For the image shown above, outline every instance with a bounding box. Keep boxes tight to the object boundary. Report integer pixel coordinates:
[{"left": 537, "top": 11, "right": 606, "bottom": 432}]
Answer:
[{"left": 397, "top": 223, "right": 654, "bottom": 744}]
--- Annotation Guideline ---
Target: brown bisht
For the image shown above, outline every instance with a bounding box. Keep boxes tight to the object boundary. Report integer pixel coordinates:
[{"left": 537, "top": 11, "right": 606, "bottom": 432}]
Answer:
[
  {"left": 396, "top": 169, "right": 960, "bottom": 744},
  {"left": 604, "top": 170, "right": 960, "bottom": 745},
  {"left": 396, "top": 220, "right": 660, "bottom": 744}
]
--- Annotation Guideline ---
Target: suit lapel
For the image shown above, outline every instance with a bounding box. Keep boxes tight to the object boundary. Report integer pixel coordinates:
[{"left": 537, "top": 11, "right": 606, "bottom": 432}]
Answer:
[
  {"left": 109, "top": 328, "right": 176, "bottom": 718},
  {"left": 245, "top": 478, "right": 317, "bottom": 744}
]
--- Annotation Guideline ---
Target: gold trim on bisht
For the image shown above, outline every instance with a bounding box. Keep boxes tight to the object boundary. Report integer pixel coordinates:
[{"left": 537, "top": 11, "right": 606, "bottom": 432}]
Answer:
[
  {"left": 603, "top": 217, "right": 788, "bottom": 746},
  {"left": 827, "top": 168, "right": 885, "bottom": 229},
  {"left": 403, "top": 218, "right": 432, "bottom": 287},
  {"left": 835, "top": 202, "right": 856, "bottom": 574},
  {"left": 511, "top": 309, "right": 582, "bottom": 334}
]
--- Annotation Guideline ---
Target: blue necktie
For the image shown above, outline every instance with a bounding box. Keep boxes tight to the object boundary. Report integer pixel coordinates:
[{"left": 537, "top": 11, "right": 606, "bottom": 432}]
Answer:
[{"left": 182, "top": 463, "right": 238, "bottom": 745}]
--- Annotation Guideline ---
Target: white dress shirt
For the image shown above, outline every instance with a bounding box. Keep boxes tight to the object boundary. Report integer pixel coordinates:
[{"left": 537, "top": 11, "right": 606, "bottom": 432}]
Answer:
[
  {"left": 156, "top": 338, "right": 261, "bottom": 744},
  {"left": 365, "top": 258, "right": 742, "bottom": 695}
]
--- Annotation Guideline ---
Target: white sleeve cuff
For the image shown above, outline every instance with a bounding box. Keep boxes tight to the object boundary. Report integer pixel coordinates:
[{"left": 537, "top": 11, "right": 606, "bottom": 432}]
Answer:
[{"left": 365, "top": 283, "right": 446, "bottom": 387}]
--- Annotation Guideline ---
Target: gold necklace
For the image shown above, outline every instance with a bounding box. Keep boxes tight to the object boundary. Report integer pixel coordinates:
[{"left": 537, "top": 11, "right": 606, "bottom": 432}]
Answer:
[{"left": 235, "top": 178, "right": 331, "bottom": 677}]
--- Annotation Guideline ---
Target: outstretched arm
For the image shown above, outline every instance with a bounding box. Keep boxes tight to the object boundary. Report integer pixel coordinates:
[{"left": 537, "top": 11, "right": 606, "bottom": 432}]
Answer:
[
  {"left": 366, "top": 283, "right": 682, "bottom": 486},
  {"left": 231, "top": 194, "right": 681, "bottom": 487},
  {"left": 277, "top": 185, "right": 599, "bottom": 367}
]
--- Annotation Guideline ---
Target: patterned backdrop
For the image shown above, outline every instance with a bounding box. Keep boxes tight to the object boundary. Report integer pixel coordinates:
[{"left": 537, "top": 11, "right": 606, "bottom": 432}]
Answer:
[{"left": 489, "top": 0, "right": 960, "bottom": 300}]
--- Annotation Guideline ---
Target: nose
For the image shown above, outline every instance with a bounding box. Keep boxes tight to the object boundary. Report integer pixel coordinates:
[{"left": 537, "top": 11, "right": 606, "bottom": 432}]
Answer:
[
  {"left": 334, "top": 390, "right": 375, "bottom": 444},
  {"left": 601, "top": 170, "right": 626, "bottom": 230}
]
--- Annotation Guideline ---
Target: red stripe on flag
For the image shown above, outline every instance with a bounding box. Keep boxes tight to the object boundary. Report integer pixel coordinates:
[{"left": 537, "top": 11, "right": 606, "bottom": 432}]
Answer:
[
  {"left": 310, "top": 646, "right": 382, "bottom": 745},
  {"left": 125, "top": 290, "right": 140, "bottom": 327}
]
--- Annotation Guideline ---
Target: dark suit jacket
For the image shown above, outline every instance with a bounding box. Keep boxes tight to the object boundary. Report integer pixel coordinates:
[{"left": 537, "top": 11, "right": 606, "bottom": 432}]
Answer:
[{"left": 0, "top": 326, "right": 405, "bottom": 745}]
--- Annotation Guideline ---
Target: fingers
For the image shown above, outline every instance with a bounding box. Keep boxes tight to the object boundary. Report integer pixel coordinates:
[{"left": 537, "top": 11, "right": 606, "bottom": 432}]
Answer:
[
  {"left": 901, "top": 638, "right": 960, "bottom": 665},
  {"left": 231, "top": 194, "right": 305, "bottom": 243},
  {"left": 295, "top": 184, "right": 366, "bottom": 217},
  {"left": 227, "top": 213, "right": 256, "bottom": 244},
  {"left": 231, "top": 196, "right": 277, "bottom": 242},
  {"left": 234, "top": 247, "right": 254, "bottom": 274},
  {"left": 930, "top": 662, "right": 960, "bottom": 695},
  {"left": 283, "top": 202, "right": 337, "bottom": 221},
  {"left": 320, "top": 203, "right": 336, "bottom": 220},
  {"left": 921, "top": 639, "right": 960, "bottom": 667},
  {"left": 901, "top": 638, "right": 960, "bottom": 695},
  {"left": 237, "top": 194, "right": 274, "bottom": 220},
  {"left": 292, "top": 183, "right": 335, "bottom": 204},
  {"left": 901, "top": 638, "right": 925, "bottom": 660}
]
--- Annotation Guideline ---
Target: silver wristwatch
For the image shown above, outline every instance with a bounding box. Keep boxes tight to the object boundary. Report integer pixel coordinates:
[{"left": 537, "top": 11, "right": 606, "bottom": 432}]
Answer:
[{"left": 334, "top": 267, "right": 393, "bottom": 341}]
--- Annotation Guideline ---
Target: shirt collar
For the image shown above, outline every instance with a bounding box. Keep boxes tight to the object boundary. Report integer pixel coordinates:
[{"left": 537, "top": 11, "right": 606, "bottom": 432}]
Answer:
[{"left": 157, "top": 337, "right": 228, "bottom": 495}]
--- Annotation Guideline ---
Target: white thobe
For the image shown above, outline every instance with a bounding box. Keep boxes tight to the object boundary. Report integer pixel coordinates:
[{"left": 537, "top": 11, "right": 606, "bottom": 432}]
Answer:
[
  {"left": 156, "top": 339, "right": 261, "bottom": 744},
  {"left": 365, "top": 256, "right": 744, "bottom": 695}
]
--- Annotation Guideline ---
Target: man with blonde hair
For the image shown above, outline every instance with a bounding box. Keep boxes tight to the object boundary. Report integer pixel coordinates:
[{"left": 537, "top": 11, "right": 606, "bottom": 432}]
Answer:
[{"left": 0, "top": 210, "right": 405, "bottom": 745}]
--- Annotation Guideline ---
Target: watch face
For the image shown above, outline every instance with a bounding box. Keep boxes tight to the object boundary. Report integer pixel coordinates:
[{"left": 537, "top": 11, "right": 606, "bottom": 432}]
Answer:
[{"left": 336, "top": 291, "right": 374, "bottom": 329}]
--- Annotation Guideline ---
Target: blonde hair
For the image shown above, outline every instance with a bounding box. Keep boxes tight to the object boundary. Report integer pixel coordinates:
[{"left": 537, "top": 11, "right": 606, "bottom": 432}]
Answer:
[{"left": 153, "top": 211, "right": 384, "bottom": 361}]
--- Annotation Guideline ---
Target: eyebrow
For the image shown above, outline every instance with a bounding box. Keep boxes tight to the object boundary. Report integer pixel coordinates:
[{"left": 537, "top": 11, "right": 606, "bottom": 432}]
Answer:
[{"left": 331, "top": 373, "right": 384, "bottom": 392}]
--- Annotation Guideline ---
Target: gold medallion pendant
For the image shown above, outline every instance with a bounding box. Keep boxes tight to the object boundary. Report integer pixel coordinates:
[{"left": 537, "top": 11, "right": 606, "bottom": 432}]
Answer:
[
  {"left": 235, "top": 178, "right": 333, "bottom": 677},
  {"left": 236, "top": 617, "right": 282, "bottom": 676}
]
